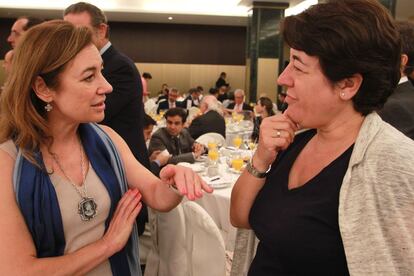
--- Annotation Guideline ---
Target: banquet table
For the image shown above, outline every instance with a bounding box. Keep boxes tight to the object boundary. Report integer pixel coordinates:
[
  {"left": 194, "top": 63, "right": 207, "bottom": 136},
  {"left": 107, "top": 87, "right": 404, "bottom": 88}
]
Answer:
[{"left": 181, "top": 157, "right": 259, "bottom": 276}]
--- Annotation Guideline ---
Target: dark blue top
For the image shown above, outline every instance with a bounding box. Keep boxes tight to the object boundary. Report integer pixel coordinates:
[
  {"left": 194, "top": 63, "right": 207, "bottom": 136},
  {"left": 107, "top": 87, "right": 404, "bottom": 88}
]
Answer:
[{"left": 249, "top": 129, "right": 353, "bottom": 276}]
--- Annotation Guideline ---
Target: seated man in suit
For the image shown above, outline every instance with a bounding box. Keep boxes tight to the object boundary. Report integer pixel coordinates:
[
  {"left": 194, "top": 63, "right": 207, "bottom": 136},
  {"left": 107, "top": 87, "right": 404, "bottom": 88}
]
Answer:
[
  {"left": 188, "top": 95, "right": 226, "bottom": 140},
  {"left": 149, "top": 108, "right": 205, "bottom": 164},
  {"left": 184, "top": 87, "right": 202, "bottom": 108},
  {"left": 157, "top": 87, "right": 185, "bottom": 114},
  {"left": 226, "top": 89, "right": 253, "bottom": 113},
  {"left": 143, "top": 114, "right": 170, "bottom": 176}
]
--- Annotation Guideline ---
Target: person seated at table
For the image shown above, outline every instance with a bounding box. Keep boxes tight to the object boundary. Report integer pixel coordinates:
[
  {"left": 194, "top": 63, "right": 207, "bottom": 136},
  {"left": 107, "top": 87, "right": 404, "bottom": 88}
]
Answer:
[
  {"left": 157, "top": 87, "right": 185, "bottom": 114},
  {"left": 188, "top": 95, "right": 226, "bottom": 140},
  {"left": 252, "top": 96, "right": 275, "bottom": 142},
  {"left": 149, "top": 108, "right": 205, "bottom": 164},
  {"left": 0, "top": 20, "right": 212, "bottom": 276},
  {"left": 184, "top": 87, "right": 201, "bottom": 108},
  {"left": 209, "top": 87, "right": 219, "bottom": 99},
  {"left": 143, "top": 114, "right": 170, "bottom": 176},
  {"left": 156, "top": 83, "right": 168, "bottom": 102},
  {"left": 226, "top": 89, "right": 253, "bottom": 113},
  {"left": 230, "top": 0, "right": 414, "bottom": 275}
]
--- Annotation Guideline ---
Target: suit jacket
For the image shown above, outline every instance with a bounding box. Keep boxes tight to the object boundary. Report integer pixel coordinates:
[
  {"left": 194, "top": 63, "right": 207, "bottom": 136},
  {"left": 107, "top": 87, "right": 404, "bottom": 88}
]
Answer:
[
  {"left": 227, "top": 102, "right": 254, "bottom": 112},
  {"left": 378, "top": 80, "right": 414, "bottom": 139},
  {"left": 101, "top": 45, "right": 149, "bottom": 235},
  {"left": 148, "top": 128, "right": 195, "bottom": 164},
  {"left": 157, "top": 100, "right": 186, "bottom": 114},
  {"left": 184, "top": 95, "right": 200, "bottom": 108},
  {"left": 188, "top": 110, "right": 226, "bottom": 140}
]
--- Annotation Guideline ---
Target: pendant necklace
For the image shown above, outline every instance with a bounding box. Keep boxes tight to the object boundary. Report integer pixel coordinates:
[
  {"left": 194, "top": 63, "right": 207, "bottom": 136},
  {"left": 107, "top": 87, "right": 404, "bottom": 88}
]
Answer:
[{"left": 51, "top": 139, "right": 98, "bottom": 221}]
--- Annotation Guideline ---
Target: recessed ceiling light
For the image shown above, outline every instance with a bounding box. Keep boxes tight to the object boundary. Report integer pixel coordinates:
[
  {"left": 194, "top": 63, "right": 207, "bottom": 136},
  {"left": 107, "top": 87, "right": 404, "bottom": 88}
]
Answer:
[{"left": 168, "top": 16, "right": 173, "bottom": 20}]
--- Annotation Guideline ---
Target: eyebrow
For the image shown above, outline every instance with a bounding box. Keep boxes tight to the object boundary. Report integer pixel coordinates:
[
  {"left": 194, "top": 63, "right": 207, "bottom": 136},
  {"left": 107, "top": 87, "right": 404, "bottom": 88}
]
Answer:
[
  {"left": 292, "top": 54, "right": 307, "bottom": 66},
  {"left": 81, "top": 61, "right": 104, "bottom": 75}
]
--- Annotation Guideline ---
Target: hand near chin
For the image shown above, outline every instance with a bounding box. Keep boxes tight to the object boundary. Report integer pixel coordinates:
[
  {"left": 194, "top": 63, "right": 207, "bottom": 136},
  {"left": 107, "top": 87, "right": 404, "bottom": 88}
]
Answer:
[
  {"left": 160, "top": 164, "right": 213, "bottom": 200},
  {"left": 253, "top": 113, "right": 298, "bottom": 171}
]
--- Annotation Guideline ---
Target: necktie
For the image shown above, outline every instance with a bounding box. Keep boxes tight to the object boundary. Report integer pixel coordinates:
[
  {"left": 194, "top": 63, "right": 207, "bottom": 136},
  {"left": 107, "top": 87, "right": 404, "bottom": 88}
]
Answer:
[{"left": 173, "top": 136, "right": 181, "bottom": 155}]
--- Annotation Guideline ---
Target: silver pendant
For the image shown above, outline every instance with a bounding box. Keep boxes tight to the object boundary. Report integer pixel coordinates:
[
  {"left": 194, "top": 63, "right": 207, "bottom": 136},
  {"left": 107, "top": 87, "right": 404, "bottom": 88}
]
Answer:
[{"left": 78, "top": 197, "right": 98, "bottom": 221}]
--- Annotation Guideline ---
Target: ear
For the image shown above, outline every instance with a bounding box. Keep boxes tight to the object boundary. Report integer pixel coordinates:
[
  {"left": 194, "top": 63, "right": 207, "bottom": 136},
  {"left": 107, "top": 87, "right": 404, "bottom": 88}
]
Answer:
[
  {"left": 401, "top": 54, "right": 408, "bottom": 67},
  {"left": 97, "top": 23, "right": 108, "bottom": 40},
  {"left": 32, "top": 76, "right": 54, "bottom": 102},
  {"left": 337, "top": 73, "right": 363, "bottom": 100}
]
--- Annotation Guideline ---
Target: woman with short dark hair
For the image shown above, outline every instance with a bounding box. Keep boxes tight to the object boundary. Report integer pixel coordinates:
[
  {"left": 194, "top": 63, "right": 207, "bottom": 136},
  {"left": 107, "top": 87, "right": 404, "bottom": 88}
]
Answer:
[{"left": 231, "top": 0, "right": 414, "bottom": 275}]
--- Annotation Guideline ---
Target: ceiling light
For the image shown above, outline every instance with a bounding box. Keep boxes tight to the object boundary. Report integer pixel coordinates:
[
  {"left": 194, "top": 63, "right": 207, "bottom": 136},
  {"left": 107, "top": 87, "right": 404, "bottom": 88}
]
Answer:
[{"left": 168, "top": 16, "right": 173, "bottom": 20}]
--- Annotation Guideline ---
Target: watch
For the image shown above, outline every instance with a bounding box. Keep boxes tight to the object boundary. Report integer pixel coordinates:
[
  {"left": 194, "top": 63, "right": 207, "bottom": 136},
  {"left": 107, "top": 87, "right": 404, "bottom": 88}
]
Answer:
[{"left": 246, "top": 159, "right": 271, "bottom": 178}]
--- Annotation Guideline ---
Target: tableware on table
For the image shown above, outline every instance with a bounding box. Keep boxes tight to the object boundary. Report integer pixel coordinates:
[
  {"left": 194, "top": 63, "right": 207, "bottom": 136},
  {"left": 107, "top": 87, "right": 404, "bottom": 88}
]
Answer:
[
  {"left": 177, "top": 162, "right": 205, "bottom": 173},
  {"left": 233, "top": 136, "right": 242, "bottom": 149},
  {"left": 203, "top": 175, "right": 232, "bottom": 189},
  {"left": 231, "top": 157, "right": 244, "bottom": 172}
]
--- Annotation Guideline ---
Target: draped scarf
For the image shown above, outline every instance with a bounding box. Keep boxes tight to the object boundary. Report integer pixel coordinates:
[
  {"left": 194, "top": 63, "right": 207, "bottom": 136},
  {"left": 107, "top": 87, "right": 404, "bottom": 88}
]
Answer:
[{"left": 12, "top": 123, "right": 141, "bottom": 276}]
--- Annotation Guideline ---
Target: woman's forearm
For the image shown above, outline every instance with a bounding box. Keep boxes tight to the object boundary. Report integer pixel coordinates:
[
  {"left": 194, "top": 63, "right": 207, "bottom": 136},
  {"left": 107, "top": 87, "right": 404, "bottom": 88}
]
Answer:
[{"left": 230, "top": 159, "right": 267, "bottom": 229}]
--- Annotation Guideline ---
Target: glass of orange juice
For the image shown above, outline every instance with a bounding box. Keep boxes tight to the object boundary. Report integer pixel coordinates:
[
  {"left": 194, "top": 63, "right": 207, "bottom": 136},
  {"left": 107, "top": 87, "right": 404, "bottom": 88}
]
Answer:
[
  {"left": 231, "top": 157, "right": 244, "bottom": 172},
  {"left": 208, "top": 148, "right": 219, "bottom": 162},
  {"left": 233, "top": 135, "right": 242, "bottom": 149},
  {"left": 208, "top": 141, "right": 217, "bottom": 150}
]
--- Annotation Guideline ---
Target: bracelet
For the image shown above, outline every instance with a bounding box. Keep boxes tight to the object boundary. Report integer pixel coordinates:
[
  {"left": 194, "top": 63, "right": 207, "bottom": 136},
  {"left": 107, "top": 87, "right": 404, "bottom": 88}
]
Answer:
[{"left": 246, "top": 157, "right": 271, "bottom": 178}]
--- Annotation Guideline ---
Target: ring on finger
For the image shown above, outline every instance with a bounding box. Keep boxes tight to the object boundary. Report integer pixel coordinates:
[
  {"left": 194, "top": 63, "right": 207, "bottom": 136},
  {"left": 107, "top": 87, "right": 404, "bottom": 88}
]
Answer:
[{"left": 276, "top": 130, "right": 282, "bottom": 138}]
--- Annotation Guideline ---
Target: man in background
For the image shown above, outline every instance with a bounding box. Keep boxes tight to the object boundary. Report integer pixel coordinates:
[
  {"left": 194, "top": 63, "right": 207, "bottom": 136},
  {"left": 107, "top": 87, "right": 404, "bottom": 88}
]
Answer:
[
  {"left": 141, "top": 72, "right": 152, "bottom": 102},
  {"left": 379, "top": 21, "right": 414, "bottom": 139},
  {"left": 64, "top": 2, "right": 150, "bottom": 236},
  {"left": 184, "top": 87, "right": 201, "bottom": 108},
  {"left": 143, "top": 114, "right": 169, "bottom": 176},
  {"left": 149, "top": 108, "right": 205, "bottom": 164},
  {"left": 156, "top": 87, "right": 185, "bottom": 113},
  {"left": 227, "top": 89, "right": 253, "bottom": 112},
  {"left": 7, "top": 16, "right": 44, "bottom": 48},
  {"left": 188, "top": 95, "right": 225, "bottom": 139}
]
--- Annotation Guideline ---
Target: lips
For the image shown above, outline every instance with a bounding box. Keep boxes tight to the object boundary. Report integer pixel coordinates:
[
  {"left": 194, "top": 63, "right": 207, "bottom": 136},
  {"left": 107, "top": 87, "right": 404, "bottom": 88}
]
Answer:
[{"left": 92, "top": 102, "right": 104, "bottom": 107}]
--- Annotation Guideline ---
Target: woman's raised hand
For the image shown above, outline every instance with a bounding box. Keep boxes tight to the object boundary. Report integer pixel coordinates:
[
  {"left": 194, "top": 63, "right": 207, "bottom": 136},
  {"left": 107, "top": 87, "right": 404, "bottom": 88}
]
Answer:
[
  {"left": 101, "top": 189, "right": 142, "bottom": 255},
  {"left": 160, "top": 164, "right": 213, "bottom": 200},
  {"left": 253, "top": 113, "right": 298, "bottom": 171}
]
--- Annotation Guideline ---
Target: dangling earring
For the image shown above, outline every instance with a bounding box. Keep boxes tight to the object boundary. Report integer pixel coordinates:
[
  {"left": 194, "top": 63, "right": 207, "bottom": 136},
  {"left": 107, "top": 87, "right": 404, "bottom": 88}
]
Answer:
[{"left": 45, "top": 102, "right": 53, "bottom": 112}]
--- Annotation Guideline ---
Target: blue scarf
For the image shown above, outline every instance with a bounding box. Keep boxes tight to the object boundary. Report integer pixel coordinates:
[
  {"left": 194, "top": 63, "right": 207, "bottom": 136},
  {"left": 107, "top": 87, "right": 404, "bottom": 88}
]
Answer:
[{"left": 12, "top": 123, "right": 141, "bottom": 276}]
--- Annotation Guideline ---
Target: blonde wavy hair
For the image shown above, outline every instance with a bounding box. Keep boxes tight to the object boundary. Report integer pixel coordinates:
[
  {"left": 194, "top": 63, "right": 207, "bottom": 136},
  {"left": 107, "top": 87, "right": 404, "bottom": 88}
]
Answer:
[{"left": 0, "top": 20, "right": 92, "bottom": 164}]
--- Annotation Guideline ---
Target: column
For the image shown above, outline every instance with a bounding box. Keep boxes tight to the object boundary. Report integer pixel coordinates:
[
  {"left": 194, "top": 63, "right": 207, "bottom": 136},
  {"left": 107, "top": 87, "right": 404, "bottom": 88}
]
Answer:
[{"left": 246, "top": 1, "right": 289, "bottom": 104}]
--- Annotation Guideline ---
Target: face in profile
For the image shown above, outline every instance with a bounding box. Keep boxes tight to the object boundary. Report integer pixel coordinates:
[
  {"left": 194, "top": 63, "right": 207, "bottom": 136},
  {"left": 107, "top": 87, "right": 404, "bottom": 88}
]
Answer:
[
  {"left": 47, "top": 44, "right": 112, "bottom": 123},
  {"left": 277, "top": 48, "right": 343, "bottom": 128}
]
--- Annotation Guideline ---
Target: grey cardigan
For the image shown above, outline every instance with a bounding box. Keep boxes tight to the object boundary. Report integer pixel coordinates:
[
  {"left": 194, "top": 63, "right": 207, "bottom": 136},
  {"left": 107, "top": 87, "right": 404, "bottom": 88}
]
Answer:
[{"left": 339, "top": 112, "right": 414, "bottom": 275}]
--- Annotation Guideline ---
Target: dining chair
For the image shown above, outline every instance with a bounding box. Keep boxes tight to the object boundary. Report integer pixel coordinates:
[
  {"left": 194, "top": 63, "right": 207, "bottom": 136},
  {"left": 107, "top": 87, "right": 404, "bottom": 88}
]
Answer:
[
  {"left": 144, "top": 206, "right": 188, "bottom": 276},
  {"left": 182, "top": 201, "right": 227, "bottom": 276}
]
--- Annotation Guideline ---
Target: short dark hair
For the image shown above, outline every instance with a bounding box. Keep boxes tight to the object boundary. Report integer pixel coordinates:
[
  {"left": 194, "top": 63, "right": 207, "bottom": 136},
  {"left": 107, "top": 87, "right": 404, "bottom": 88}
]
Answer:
[
  {"left": 259, "top": 97, "right": 275, "bottom": 116},
  {"left": 396, "top": 21, "right": 414, "bottom": 76},
  {"left": 19, "top": 16, "right": 45, "bottom": 31},
  {"left": 220, "top": 72, "right": 226, "bottom": 77},
  {"left": 188, "top": 88, "right": 198, "bottom": 95},
  {"left": 282, "top": 0, "right": 401, "bottom": 115},
  {"left": 64, "top": 2, "right": 109, "bottom": 38},
  {"left": 143, "top": 114, "right": 157, "bottom": 128},
  {"left": 165, "top": 108, "right": 187, "bottom": 123},
  {"left": 196, "top": 86, "right": 204, "bottom": 92},
  {"left": 209, "top": 87, "right": 218, "bottom": 95},
  {"left": 143, "top": 72, "right": 152, "bottom": 79}
]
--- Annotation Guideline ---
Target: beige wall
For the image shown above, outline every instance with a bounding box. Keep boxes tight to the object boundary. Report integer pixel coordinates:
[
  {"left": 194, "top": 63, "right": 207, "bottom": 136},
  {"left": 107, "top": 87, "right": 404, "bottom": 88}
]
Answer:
[
  {"left": 136, "top": 63, "right": 246, "bottom": 97},
  {"left": 257, "top": 58, "right": 279, "bottom": 102}
]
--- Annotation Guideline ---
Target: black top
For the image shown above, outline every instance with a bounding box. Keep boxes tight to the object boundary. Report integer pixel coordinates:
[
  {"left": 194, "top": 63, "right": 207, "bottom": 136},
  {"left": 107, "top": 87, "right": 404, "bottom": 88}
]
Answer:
[{"left": 249, "top": 129, "right": 353, "bottom": 276}]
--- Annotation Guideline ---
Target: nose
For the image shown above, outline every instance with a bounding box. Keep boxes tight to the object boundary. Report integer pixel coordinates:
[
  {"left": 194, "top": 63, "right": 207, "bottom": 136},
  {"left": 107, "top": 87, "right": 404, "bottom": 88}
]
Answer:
[
  {"left": 277, "top": 64, "right": 293, "bottom": 87},
  {"left": 98, "top": 74, "right": 113, "bottom": 95}
]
